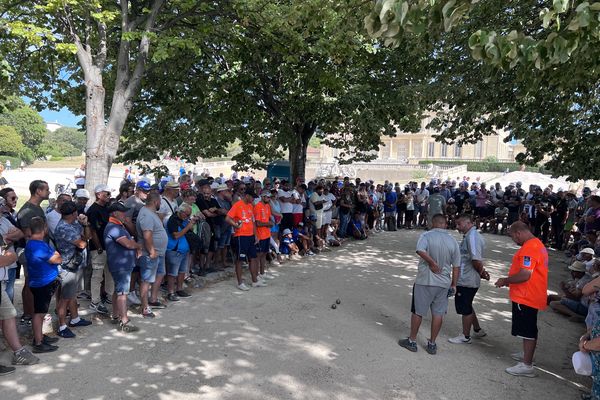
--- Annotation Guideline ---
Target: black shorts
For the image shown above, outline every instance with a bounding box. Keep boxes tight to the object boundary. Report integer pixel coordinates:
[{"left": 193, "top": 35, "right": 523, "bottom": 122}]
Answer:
[
  {"left": 281, "top": 213, "right": 294, "bottom": 231},
  {"left": 232, "top": 235, "right": 257, "bottom": 261},
  {"left": 511, "top": 302, "right": 538, "bottom": 340},
  {"left": 455, "top": 286, "right": 478, "bottom": 315},
  {"left": 30, "top": 279, "right": 59, "bottom": 314},
  {"left": 256, "top": 238, "right": 270, "bottom": 253}
]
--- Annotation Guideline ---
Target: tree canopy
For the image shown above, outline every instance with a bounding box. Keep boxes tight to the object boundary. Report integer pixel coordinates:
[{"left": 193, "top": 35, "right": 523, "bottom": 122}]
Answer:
[
  {"left": 365, "top": 0, "right": 600, "bottom": 181},
  {"left": 0, "top": 97, "right": 46, "bottom": 155},
  {"left": 118, "top": 0, "right": 428, "bottom": 181}
]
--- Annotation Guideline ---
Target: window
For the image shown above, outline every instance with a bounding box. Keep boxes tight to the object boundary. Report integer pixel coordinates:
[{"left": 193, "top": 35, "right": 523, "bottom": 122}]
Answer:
[
  {"left": 412, "top": 141, "right": 422, "bottom": 158},
  {"left": 454, "top": 145, "right": 462, "bottom": 157},
  {"left": 380, "top": 143, "right": 391, "bottom": 159},
  {"left": 397, "top": 143, "right": 407, "bottom": 161},
  {"left": 475, "top": 141, "right": 483, "bottom": 158},
  {"left": 441, "top": 143, "right": 448, "bottom": 158},
  {"left": 427, "top": 142, "right": 435, "bottom": 157}
]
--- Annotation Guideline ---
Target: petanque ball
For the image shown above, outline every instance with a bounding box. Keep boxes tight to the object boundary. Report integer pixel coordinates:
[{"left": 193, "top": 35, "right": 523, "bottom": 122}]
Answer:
[
  {"left": 331, "top": 304, "right": 337, "bottom": 309},
  {"left": 336, "top": 299, "right": 341, "bottom": 304}
]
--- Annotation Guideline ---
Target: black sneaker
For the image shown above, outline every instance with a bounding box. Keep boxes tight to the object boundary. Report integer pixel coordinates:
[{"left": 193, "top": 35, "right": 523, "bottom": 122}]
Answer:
[
  {"left": 0, "top": 365, "right": 16, "bottom": 376},
  {"left": 148, "top": 300, "right": 166, "bottom": 309},
  {"left": 166, "top": 293, "right": 180, "bottom": 302},
  {"left": 398, "top": 338, "right": 418, "bottom": 352},
  {"left": 32, "top": 342, "right": 59, "bottom": 353},
  {"left": 32, "top": 334, "right": 59, "bottom": 346},
  {"left": 426, "top": 341, "right": 437, "bottom": 355},
  {"left": 176, "top": 290, "right": 191, "bottom": 298}
]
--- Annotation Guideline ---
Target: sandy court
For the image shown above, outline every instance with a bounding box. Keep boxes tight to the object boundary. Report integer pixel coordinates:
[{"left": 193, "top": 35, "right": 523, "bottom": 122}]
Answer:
[{"left": 0, "top": 228, "right": 590, "bottom": 399}]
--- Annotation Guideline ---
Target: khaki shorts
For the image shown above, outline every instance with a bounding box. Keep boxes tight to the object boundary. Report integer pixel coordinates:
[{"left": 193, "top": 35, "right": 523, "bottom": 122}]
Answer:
[
  {"left": 0, "top": 283, "right": 17, "bottom": 320},
  {"left": 91, "top": 251, "right": 107, "bottom": 270}
]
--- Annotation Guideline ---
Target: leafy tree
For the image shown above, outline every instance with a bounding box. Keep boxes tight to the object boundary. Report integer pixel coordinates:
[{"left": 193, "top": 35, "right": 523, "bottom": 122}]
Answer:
[
  {"left": 0, "top": 125, "right": 26, "bottom": 156},
  {"left": 47, "top": 127, "right": 86, "bottom": 153},
  {"left": 119, "top": 0, "right": 427, "bottom": 181},
  {"left": 0, "top": 97, "right": 46, "bottom": 154},
  {"left": 0, "top": 0, "right": 211, "bottom": 191},
  {"left": 364, "top": 0, "right": 600, "bottom": 180}
]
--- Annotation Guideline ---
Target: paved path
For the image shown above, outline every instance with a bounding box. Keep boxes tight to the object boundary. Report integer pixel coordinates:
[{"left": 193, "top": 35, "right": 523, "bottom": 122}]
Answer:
[{"left": 0, "top": 230, "right": 590, "bottom": 399}]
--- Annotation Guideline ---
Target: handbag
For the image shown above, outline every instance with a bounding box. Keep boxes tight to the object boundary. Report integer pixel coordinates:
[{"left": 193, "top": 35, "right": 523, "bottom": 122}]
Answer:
[
  {"left": 62, "top": 248, "right": 84, "bottom": 272},
  {"left": 185, "top": 230, "right": 203, "bottom": 252}
]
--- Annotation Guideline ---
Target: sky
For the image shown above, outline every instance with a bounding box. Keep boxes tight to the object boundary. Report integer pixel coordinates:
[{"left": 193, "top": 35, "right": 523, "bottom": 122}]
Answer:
[{"left": 38, "top": 106, "right": 82, "bottom": 127}]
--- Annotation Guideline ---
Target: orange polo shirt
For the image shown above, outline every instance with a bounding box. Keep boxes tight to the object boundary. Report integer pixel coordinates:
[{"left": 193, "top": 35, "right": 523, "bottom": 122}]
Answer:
[
  {"left": 227, "top": 200, "right": 255, "bottom": 237},
  {"left": 508, "top": 237, "right": 548, "bottom": 310},
  {"left": 254, "top": 201, "right": 272, "bottom": 240}
]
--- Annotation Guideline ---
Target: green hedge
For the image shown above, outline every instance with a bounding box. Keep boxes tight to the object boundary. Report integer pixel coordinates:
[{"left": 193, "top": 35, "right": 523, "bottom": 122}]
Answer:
[
  {"left": 0, "top": 155, "right": 23, "bottom": 168},
  {"left": 418, "top": 160, "right": 542, "bottom": 173}
]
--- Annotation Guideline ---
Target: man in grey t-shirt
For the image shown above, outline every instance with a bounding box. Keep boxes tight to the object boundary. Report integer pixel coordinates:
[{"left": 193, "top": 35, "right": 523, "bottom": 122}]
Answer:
[
  {"left": 448, "top": 214, "right": 490, "bottom": 344},
  {"left": 135, "top": 192, "right": 168, "bottom": 318},
  {"left": 399, "top": 214, "right": 460, "bottom": 355}
]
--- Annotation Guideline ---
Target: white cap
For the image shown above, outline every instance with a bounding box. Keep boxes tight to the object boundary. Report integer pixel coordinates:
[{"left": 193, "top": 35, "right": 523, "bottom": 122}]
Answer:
[
  {"left": 94, "top": 184, "right": 112, "bottom": 194},
  {"left": 75, "top": 189, "right": 90, "bottom": 199},
  {"left": 210, "top": 182, "right": 219, "bottom": 189}
]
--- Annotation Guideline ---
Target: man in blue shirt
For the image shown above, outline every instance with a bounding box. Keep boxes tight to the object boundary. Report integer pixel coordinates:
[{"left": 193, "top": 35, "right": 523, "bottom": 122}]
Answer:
[
  {"left": 384, "top": 186, "right": 397, "bottom": 231},
  {"left": 24, "top": 217, "right": 62, "bottom": 353}
]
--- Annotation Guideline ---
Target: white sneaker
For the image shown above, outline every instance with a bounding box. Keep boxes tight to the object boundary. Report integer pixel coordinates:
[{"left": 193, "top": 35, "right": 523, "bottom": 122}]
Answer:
[
  {"left": 237, "top": 283, "right": 250, "bottom": 291},
  {"left": 510, "top": 351, "right": 536, "bottom": 364},
  {"left": 471, "top": 329, "right": 487, "bottom": 338},
  {"left": 262, "top": 272, "right": 275, "bottom": 280},
  {"left": 257, "top": 274, "right": 265, "bottom": 281},
  {"left": 448, "top": 334, "right": 472, "bottom": 344},
  {"left": 252, "top": 280, "right": 267, "bottom": 288},
  {"left": 505, "top": 362, "right": 536, "bottom": 377},
  {"left": 127, "top": 292, "right": 141, "bottom": 305}
]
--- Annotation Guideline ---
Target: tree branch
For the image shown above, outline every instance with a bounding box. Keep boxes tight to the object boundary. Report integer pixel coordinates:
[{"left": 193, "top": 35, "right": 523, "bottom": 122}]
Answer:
[{"left": 114, "top": 0, "right": 131, "bottom": 93}]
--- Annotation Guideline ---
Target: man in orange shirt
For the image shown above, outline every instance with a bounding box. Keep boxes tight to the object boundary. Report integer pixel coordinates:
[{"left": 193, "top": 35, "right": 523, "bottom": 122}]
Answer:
[
  {"left": 495, "top": 221, "right": 548, "bottom": 377},
  {"left": 254, "top": 190, "right": 275, "bottom": 281},
  {"left": 226, "top": 189, "right": 264, "bottom": 291}
]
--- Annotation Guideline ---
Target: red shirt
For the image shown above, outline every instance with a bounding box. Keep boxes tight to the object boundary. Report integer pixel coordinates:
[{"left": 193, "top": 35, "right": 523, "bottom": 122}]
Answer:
[
  {"left": 254, "top": 201, "right": 272, "bottom": 240},
  {"left": 508, "top": 237, "right": 548, "bottom": 310},
  {"left": 227, "top": 200, "right": 255, "bottom": 237}
]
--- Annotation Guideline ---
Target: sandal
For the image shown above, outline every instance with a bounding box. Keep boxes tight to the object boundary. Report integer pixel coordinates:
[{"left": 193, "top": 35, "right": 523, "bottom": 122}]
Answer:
[
  {"left": 118, "top": 320, "right": 139, "bottom": 333},
  {"left": 109, "top": 315, "right": 120, "bottom": 324}
]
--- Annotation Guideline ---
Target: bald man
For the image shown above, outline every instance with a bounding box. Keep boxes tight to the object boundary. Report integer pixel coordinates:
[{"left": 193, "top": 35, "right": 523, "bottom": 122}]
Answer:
[{"left": 495, "top": 221, "right": 548, "bottom": 377}]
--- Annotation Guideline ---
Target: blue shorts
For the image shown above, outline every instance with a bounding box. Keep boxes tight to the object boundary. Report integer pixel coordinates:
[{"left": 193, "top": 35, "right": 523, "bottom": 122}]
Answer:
[
  {"left": 257, "top": 238, "right": 270, "bottom": 253},
  {"left": 139, "top": 255, "right": 166, "bottom": 283},
  {"left": 560, "top": 297, "right": 588, "bottom": 316},
  {"left": 232, "top": 235, "right": 257, "bottom": 260},
  {"left": 110, "top": 269, "right": 132, "bottom": 295},
  {"left": 166, "top": 250, "right": 189, "bottom": 277},
  {"left": 217, "top": 227, "right": 232, "bottom": 249}
]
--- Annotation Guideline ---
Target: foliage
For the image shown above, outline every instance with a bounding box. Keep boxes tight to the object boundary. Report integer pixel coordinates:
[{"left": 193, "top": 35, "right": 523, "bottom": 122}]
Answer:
[
  {"left": 418, "top": 160, "right": 541, "bottom": 173},
  {"left": 0, "top": 97, "right": 46, "bottom": 154},
  {"left": 0, "top": 125, "right": 26, "bottom": 156},
  {"left": 118, "top": 0, "right": 428, "bottom": 181},
  {"left": 40, "top": 127, "right": 86, "bottom": 157}
]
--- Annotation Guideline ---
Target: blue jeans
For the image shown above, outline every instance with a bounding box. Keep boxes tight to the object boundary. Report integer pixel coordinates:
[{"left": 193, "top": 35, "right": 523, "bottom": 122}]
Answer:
[
  {"left": 5, "top": 267, "right": 16, "bottom": 302},
  {"left": 339, "top": 213, "right": 351, "bottom": 238},
  {"left": 166, "top": 250, "right": 189, "bottom": 277}
]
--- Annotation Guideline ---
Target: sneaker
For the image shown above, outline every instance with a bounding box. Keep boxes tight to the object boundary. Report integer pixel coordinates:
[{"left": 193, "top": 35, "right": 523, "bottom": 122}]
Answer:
[
  {"left": 69, "top": 318, "right": 92, "bottom": 327},
  {"left": 237, "top": 283, "right": 250, "bottom": 291},
  {"left": 148, "top": 300, "right": 166, "bottom": 309},
  {"left": 426, "top": 341, "right": 437, "bottom": 355},
  {"left": 109, "top": 315, "right": 120, "bottom": 324},
  {"left": 102, "top": 296, "right": 112, "bottom": 305},
  {"left": 77, "top": 292, "right": 91, "bottom": 300},
  {"left": 306, "top": 251, "right": 315, "bottom": 256},
  {"left": 89, "top": 302, "right": 109, "bottom": 315},
  {"left": 142, "top": 307, "right": 155, "bottom": 318},
  {"left": 505, "top": 362, "right": 536, "bottom": 377},
  {"left": 448, "top": 334, "right": 472, "bottom": 344},
  {"left": 12, "top": 348, "right": 39, "bottom": 365},
  {"left": 471, "top": 329, "right": 487, "bottom": 338},
  {"left": 0, "top": 365, "right": 15, "bottom": 376},
  {"left": 167, "top": 293, "right": 180, "bottom": 302},
  {"left": 252, "top": 280, "right": 267, "bottom": 288},
  {"left": 257, "top": 274, "right": 265, "bottom": 281},
  {"left": 262, "top": 272, "right": 276, "bottom": 280},
  {"left": 398, "top": 338, "right": 418, "bottom": 352},
  {"left": 118, "top": 320, "right": 140, "bottom": 333},
  {"left": 39, "top": 334, "right": 59, "bottom": 345},
  {"left": 32, "top": 342, "right": 59, "bottom": 353},
  {"left": 127, "top": 292, "right": 141, "bottom": 305},
  {"left": 57, "top": 327, "right": 76, "bottom": 338},
  {"left": 176, "top": 290, "right": 191, "bottom": 298}
]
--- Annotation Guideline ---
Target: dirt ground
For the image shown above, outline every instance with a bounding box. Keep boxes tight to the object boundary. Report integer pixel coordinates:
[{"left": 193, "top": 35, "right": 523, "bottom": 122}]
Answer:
[{"left": 0, "top": 228, "right": 590, "bottom": 400}]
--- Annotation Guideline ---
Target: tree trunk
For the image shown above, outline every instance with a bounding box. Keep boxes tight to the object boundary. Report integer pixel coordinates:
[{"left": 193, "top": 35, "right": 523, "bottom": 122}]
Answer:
[{"left": 288, "top": 122, "right": 315, "bottom": 183}]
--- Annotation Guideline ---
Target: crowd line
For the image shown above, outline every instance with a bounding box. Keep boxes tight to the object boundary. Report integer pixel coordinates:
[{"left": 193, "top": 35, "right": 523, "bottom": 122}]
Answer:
[{"left": 0, "top": 170, "right": 599, "bottom": 400}]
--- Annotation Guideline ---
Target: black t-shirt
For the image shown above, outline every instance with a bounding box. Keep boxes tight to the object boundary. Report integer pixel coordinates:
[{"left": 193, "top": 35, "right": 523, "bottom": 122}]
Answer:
[
  {"left": 504, "top": 193, "right": 521, "bottom": 213},
  {"left": 86, "top": 202, "right": 109, "bottom": 250},
  {"left": 196, "top": 196, "right": 221, "bottom": 226},
  {"left": 552, "top": 197, "right": 568, "bottom": 219},
  {"left": 453, "top": 191, "right": 470, "bottom": 212}
]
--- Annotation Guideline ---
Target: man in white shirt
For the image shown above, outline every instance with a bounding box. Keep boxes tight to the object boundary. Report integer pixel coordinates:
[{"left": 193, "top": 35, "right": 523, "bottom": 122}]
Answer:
[
  {"left": 278, "top": 181, "right": 294, "bottom": 231},
  {"left": 47, "top": 193, "right": 72, "bottom": 235},
  {"left": 158, "top": 181, "right": 180, "bottom": 224},
  {"left": 74, "top": 164, "right": 86, "bottom": 189},
  {"left": 291, "top": 184, "right": 306, "bottom": 227},
  {"left": 415, "top": 182, "right": 430, "bottom": 228}
]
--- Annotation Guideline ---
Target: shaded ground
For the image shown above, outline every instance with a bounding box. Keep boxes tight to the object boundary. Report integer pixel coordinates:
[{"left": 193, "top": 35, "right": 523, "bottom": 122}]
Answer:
[{"left": 0, "top": 229, "right": 590, "bottom": 399}]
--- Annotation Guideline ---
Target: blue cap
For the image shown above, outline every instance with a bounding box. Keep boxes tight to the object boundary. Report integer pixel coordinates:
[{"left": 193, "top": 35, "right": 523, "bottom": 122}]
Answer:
[{"left": 136, "top": 181, "right": 151, "bottom": 191}]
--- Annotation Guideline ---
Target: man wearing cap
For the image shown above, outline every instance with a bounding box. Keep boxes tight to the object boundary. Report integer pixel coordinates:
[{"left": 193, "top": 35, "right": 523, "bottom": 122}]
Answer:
[
  {"left": 104, "top": 201, "right": 142, "bottom": 332},
  {"left": 196, "top": 179, "right": 221, "bottom": 271},
  {"left": 548, "top": 261, "right": 590, "bottom": 321},
  {"left": 254, "top": 190, "right": 274, "bottom": 280},
  {"left": 86, "top": 183, "right": 113, "bottom": 315},
  {"left": 278, "top": 181, "right": 294, "bottom": 232},
  {"left": 125, "top": 181, "right": 150, "bottom": 226},
  {"left": 226, "top": 189, "right": 263, "bottom": 291},
  {"left": 159, "top": 181, "right": 180, "bottom": 223},
  {"left": 165, "top": 203, "right": 197, "bottom": 302},
  {"left": 54, "top": 201, "right": 92, "bottom": 338},
  {"left": 74, "top": 189, "right": 90, "bottom": 214},
  {"left": 214, "top": 184, "right": 233, "bottom": 269}
]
